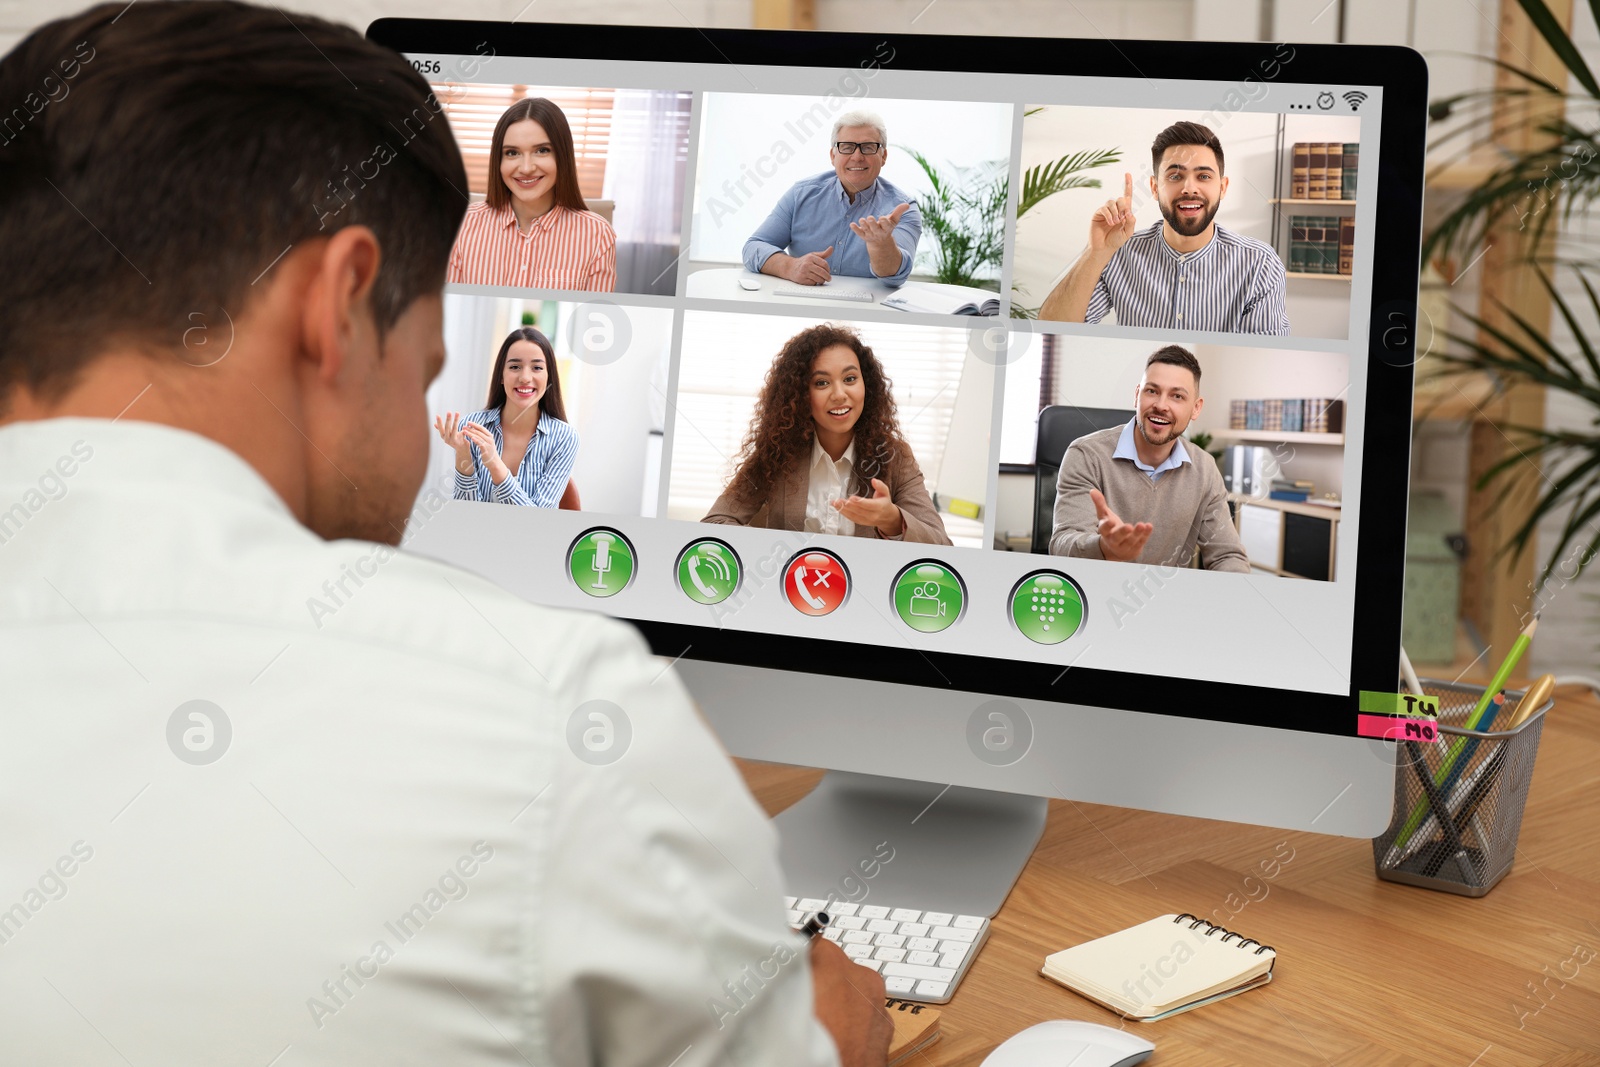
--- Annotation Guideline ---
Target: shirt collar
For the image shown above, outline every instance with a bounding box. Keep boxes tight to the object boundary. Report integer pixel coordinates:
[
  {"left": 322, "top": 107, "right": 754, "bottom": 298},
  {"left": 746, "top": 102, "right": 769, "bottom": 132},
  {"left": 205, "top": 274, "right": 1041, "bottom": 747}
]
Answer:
[
  {"left": 811, "top": 435, "right": 855, "bottom": 472},
  {"left": 1156, "top": 219, "right": 1221, "bottom": 263},
  {"left": 1113, "top": 418, "right": 1190, "bottom": 475},
  {"left": 484, "top": 406, "right": 548, "bottom": 436},
  {"left": 492, "top": 201, "right": 562, "bottom": 233},
  {"left": 833, "top": 175, "right": 880, "bottom": 205}
]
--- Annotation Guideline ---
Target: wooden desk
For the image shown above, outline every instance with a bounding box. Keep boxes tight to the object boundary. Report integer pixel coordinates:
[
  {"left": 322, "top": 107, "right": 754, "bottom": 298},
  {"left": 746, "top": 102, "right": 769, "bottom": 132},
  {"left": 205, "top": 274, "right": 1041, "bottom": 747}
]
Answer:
[{"left": 736, "top": 686, "right": 1600, "bottom": 1066}]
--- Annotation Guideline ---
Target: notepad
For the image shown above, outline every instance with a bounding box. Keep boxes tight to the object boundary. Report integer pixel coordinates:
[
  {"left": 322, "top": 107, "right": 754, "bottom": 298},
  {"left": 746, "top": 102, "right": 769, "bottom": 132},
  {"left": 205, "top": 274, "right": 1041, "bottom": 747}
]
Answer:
[
  {"left": 885, "top": 997, "right": 941, "bottom": 1065},
  {"left": 879, "top": 283, "right": 1001, "bottom": 316},
  {"left": 1040, "top": 913, "right": 1277, "bottom": 1021}
]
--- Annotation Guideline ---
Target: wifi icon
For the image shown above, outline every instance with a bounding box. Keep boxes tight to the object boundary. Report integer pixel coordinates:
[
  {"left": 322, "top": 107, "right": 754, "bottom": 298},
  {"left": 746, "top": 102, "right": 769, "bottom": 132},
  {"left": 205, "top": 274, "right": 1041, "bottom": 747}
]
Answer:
[{"left": 1343, "top": 91, "right": 1368, "bottom": 111}]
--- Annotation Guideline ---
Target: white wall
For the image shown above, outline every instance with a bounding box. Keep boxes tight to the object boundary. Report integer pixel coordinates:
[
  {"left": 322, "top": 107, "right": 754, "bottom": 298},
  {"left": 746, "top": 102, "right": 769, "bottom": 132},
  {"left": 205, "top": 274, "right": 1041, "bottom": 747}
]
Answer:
[{"left": 688, "top": 92, "right": 1014, "bottom": 274}]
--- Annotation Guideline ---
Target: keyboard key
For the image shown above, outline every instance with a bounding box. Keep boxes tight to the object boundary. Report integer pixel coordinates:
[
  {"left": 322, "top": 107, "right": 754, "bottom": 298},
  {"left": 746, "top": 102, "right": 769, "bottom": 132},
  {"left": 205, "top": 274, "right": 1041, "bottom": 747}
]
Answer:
[
  {"left": 930, "top": 926, "right": 977, "bottom": 943},
  {"left": 866, "top": 919, "right": 898, "bottom": 934},
  {"left": 890, "top": 908, "right": 922, "bottom": 923},
  {"left": 841, "top": 930, "right": 874, "bottom": 945},
  {"left": 843, "top": 944, "right": 874, "bottom": 959},
  {"left": 907, "top": 951, "right": 941, "bottom": 966},
  {"left": 783, "top": 896, "right": 798, "bottom": 909},
  {"left": 855, "top": 958, "right": 884, "bottom": 972},
  {"left": 899, "top": 923, "right": 930, "bottom": 938},
  {"left": 953, "top": 914, "right": 985, "bottom": 930},
  {"left": 834, "top": 915, "right": 867, "bottom": 930},
  {"left": 940, "top": 946, "right": 970, "bottom": 967},
  {"left": 907, "top": 937, "right": 940, "bottom": 952},
  {"left": 884, "top": 976, "right": 916, "bottom": 995},
  {"left": 921, "top": 912, "right": 953, "bottom": 927},
  {"left": 872, "top": 933, "right": 906, "bottom": 949},
  {"left": 916, "top": 980, "right": 949, "bottom": 998},
  {"left": 829, "top": 902, "right": 859, "bottom": 916},
  {"left": 873, "top": 947, "right": 907, "bottom": 963},
  {"left": 859, "top": 905, "right": 891, "bottom": 920},
  {"left": 797, "top": 898, "right": 830, "bottom": 912},
  {"left": 881, "top": 962, "right": 956, "bottom": 983},
  {"left": 822, "top": 928, "right": 842, "bottom": 943},
  {"left": 785, "top": 909, "right": 804, "bottom": 925}
]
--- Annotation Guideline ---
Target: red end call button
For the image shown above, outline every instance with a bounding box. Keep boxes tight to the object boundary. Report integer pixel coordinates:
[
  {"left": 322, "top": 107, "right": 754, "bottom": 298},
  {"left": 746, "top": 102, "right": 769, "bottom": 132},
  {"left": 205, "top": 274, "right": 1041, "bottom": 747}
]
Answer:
[{"left": 783, "top": 549, "right": 850, "bottom": 617}]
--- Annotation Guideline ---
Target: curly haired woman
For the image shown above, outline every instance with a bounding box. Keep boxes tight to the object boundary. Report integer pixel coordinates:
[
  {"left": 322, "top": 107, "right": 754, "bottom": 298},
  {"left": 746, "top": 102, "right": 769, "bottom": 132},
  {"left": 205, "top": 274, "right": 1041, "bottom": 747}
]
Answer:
[{"left": 703, "top": 323, "right": 951, "bottom": 544}]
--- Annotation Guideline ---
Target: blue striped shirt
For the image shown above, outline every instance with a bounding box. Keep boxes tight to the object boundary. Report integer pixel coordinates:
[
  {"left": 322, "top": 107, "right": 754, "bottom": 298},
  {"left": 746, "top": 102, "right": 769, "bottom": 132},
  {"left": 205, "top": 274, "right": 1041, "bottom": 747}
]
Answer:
[
  {"left": 743, "top": 171, "right": 922, "bottom": 286},
  {"left": 1085, "top": 221, "right": 1290, "bottom": 335},
  {"left": 453, "top": 406, "right": 579, "bottom": 508}
]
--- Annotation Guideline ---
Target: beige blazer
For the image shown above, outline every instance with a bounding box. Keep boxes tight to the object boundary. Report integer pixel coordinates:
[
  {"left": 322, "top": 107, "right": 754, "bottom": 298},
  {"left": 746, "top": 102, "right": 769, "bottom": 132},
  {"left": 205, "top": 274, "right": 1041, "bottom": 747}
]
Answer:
[{"left": 703, "top": 447, "right": 952, "bottom": 545}]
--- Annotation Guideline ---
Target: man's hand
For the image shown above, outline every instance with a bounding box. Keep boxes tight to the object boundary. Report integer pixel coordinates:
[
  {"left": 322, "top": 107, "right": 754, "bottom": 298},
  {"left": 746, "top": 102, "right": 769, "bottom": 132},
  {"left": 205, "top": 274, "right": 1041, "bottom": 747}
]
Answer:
[
  {"left": 1090, "top": 487, "right": 1153, "bottom": 562},
  {"left": 849, "top": 203, "right": 911, "bottom": 278},
  {"left": 1088, "top": 172, "right": 1138, "bottom": 256},
  {"left": 810, "top": 939, "right": 891, "bottom": 1067},
  {"left": 786, "top": 246, "right": 834, "bottom": 286}
]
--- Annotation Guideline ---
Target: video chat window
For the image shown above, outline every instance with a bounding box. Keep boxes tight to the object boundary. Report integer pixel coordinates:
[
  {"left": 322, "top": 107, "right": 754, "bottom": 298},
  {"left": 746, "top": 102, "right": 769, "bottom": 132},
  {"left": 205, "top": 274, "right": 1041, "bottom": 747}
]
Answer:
[
  {"left": 1013, "top": 106, "right": 1361, "bottom": 340},
  {"left": 428, "top": 293, "right": 672, "bottom": 517},
  {"left": 429, "top": 81, "right": 692, "bottom": 296},
  {"left": 685, "top": 92, "right": 1014, "bottom": 319},
  {"left": 997, "top": 331, "right": 1348, "bottom": 581},
  {"left": 666, "top": 310, "right": 995, "bottom": 549}
]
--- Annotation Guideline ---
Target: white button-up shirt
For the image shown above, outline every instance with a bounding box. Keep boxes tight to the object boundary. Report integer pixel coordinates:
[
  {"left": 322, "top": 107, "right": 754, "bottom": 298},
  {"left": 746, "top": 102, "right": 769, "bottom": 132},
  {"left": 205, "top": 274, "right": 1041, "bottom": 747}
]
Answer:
[
  {"left": 804, "top": 437, "right": 856, "bottom": 537},
  {"left": 0, "top": 417, "right": 839, "bottom": 1067}
]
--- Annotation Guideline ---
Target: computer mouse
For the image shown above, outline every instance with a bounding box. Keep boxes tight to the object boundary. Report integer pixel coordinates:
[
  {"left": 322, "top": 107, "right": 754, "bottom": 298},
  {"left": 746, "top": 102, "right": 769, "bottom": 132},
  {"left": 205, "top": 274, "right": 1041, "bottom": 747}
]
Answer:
[
  {"left": 979, "top": 1020, "right": 1155, "bottom": 1067},
  {"left": 738, "top": 276, "right": 761, "bottom": 291}
]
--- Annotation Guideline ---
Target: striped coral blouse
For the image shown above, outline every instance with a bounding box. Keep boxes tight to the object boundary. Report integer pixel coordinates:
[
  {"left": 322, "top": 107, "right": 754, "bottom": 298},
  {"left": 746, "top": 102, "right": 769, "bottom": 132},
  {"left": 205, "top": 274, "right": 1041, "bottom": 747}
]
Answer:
[{"left": 447, "top": 201, "right": 617, "bottom": 292}]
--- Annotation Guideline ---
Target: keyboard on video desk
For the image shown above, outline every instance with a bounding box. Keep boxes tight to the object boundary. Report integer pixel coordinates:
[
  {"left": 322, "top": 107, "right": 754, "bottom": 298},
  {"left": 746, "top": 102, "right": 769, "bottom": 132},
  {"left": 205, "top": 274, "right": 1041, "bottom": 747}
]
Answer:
[
  {"left": 786, "top": 896, "right": 989, "bottom": 1004},
  {"left": 772, "top": 286, "right": 876, "bottom": 301}
]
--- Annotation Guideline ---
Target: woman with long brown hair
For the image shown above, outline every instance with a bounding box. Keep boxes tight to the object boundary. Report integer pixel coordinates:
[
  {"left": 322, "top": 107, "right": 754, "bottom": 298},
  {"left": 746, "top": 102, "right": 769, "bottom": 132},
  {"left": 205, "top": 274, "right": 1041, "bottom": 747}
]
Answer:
[
  {"left": 704, "top": 323, "right": 950, "bottom": 544},
  {"left": 434, "top": 326, "right": 578, "bottom": 507},
  {"left": 448, "top": 97, "right": 617, "bottom": 291}
]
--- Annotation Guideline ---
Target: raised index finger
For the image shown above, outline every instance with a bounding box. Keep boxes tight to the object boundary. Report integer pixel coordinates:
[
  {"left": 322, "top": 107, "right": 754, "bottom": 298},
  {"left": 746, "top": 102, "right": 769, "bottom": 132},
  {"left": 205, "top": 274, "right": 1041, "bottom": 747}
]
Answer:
[{"left": 1123, "top": 172, "right": 1133, "bottom": 201}]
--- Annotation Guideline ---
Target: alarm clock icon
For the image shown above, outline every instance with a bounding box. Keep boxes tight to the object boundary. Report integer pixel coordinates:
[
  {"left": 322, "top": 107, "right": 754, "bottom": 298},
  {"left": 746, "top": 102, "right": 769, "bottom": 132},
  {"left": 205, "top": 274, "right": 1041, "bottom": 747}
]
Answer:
[{"left": 1316, "top": 91, "right": 1335, "bottom": 110}]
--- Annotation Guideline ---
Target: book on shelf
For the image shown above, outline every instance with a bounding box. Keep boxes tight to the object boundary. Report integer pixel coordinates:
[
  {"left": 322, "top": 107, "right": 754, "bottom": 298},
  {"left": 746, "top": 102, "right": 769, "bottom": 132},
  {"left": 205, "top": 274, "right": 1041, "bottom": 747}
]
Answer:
[
  {"left": 1245, "top": 398, "right": 1265, "bottom": 430},
  {"left": 1339, "top": 215, "right": 1355, "bottom": 275},
  {"left": 1282, "top": 398, "right": 1303, "bottom": 432},
  {"left": 1308, "top": 141, "right": 1327, "bottom": 198},
  {"left": 1341, "top": 141, "right": 1359, "bottom": 200},
  {"left": 1264, "top": 397, "right": 1284, "bottom": 431},
  {"left": 1288, "top": 216, "right": 1308, "bottom": 273},
  {"left": 1291, "top": 141, "right": 1310, "bottom": 198},
  {"left": 1230, "top": 399, "right": 1247, "bottom": 429},
  {"left": 1326, "top": 143, "right": 1343, "bottom": 201},
  {"left": 1304, "top": 398, "right": 1345, "bottom": 433}
]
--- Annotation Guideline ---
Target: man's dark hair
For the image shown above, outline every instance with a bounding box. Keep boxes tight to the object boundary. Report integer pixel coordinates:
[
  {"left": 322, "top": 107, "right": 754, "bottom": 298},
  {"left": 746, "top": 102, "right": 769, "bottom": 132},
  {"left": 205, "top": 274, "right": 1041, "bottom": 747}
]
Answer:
[
  {"left": 0, "top": 0, "right": 468, "bottom": 407},
  {"left": 1146, "top": 344, "right": 1202, "bottom": 388},
  {"left": 1150, "top": 121, "right": 1224, "bottom": 177}
]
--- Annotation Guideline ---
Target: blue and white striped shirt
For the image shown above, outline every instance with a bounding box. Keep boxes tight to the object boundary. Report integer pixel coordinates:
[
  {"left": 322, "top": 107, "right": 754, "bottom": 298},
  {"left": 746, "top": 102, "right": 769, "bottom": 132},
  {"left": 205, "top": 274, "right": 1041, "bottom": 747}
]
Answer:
[
  {"left": 453, "top": 406, "right": 579, "bottom": 508},
  {"left": 743, "top": 171, "right": 922, "bottom": 286},
  {"left": 1085, "top": 221, "right": 1290, "bottom": 336}
]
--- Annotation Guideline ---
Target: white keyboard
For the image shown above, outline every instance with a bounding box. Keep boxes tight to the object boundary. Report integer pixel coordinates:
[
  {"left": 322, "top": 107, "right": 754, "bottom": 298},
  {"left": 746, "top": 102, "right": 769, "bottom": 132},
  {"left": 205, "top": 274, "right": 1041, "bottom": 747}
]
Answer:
[
  {"left": 786, "top": 897, "right": 989, "bottom": 1004},
  {"left": 772, "top": 286, "right": 876, "bottom": 301}
]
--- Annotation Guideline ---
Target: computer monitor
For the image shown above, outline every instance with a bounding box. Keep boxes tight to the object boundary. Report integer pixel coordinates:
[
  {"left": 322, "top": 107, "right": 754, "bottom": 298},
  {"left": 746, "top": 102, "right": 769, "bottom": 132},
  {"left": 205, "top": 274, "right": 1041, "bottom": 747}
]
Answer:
[{"left": 369, "top": 18, "right": 1427, "bottom": 915}]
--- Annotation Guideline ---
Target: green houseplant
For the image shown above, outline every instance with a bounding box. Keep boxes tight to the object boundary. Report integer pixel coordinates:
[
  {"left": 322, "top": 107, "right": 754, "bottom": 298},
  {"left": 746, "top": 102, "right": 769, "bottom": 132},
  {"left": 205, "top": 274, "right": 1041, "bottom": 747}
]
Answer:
[{"left": 1423, "top": 0, "right": 1600, "bottom": 587}]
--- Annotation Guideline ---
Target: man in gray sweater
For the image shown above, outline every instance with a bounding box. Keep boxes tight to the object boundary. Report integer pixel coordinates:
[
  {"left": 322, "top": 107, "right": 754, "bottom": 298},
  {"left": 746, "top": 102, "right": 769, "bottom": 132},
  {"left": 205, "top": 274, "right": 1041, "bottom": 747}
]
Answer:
[{"left": 1050, "top": 346, "right": 1251, "bottom": 572}]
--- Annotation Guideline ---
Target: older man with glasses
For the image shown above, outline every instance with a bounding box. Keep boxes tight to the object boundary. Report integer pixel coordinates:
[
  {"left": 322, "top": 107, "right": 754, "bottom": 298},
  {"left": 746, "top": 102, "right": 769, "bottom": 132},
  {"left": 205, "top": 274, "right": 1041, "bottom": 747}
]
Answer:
[{"left": 743, "top": 109, "right": 923, "bottom": 287}]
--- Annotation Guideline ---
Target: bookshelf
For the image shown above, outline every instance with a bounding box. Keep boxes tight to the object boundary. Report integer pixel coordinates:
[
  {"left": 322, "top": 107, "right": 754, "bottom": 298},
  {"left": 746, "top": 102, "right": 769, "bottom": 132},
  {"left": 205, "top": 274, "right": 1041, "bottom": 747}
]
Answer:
[
  {"left": 1269, "top": 114, "right": 1362, "bottom": 279},
  {"left": 1211, "top": 430, "right": 1345, "bottom": 446}
]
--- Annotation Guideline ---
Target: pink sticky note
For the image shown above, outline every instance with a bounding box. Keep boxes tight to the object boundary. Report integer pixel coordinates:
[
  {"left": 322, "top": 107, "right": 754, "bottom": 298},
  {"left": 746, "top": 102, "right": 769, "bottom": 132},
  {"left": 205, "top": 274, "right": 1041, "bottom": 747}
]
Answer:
[{"left": 1357, "top": 713, "right": 1437, "bottom": 742}]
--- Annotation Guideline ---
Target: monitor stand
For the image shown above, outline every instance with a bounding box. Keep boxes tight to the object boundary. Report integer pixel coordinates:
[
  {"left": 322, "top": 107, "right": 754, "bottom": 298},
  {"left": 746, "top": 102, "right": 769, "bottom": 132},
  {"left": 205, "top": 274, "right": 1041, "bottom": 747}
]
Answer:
[{"left": 771, "top": 771, "right": 1049, "bottom": 918}]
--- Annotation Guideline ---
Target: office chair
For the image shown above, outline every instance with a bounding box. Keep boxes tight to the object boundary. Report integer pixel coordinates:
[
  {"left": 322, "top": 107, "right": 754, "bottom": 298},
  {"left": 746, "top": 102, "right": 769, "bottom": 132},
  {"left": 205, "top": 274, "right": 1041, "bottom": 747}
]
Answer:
[{"left": 1030, "top": 406, "right": 1133, "bottom": 554}]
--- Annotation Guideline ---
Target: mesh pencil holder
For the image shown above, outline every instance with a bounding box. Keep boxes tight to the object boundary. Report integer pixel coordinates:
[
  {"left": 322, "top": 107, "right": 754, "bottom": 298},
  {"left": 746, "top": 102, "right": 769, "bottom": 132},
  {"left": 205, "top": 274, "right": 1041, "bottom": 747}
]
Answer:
[{"left": 1371, "top": 678, "right": 1552, "bottom": 897}]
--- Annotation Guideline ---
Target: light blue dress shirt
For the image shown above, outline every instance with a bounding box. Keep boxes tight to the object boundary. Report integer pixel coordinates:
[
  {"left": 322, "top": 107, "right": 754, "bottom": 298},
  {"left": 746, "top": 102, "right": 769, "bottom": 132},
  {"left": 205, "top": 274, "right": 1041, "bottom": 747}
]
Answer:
[
  {"left": 454, "top": 405, "right": 578, "bottom": 507},
  {"left": 743, "top": 170, "right": 922, "bottom": 286},
  {"left": 1113, "top": 418, "right": 1191, "bottom": 483}
]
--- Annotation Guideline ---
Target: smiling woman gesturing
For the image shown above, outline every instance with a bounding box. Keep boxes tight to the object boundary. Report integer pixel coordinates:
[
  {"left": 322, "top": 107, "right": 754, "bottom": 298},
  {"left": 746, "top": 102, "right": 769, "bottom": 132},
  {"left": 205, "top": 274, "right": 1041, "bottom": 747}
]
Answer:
[
  {"left": 447, "top": 98, "right": 617, "bottom": 292},
  {"left": 436, "top": 327, "right": 578, "bottom": 508},
  {"left": 702, "top": 323, "right": 950, "bottom": 544}
]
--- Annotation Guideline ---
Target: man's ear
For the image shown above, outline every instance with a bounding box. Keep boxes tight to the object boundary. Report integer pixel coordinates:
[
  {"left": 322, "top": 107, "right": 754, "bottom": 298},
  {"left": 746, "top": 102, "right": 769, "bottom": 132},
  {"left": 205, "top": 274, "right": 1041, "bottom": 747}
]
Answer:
[
  {"left": 1192, "top": 395, "right": 1205, "bottom": 419},
  {"left": 301, "top": 225, "right": 383, "bottom": 387},
  {"left": 1218, "top": 175, "right": 1229, "bottom": 200}
]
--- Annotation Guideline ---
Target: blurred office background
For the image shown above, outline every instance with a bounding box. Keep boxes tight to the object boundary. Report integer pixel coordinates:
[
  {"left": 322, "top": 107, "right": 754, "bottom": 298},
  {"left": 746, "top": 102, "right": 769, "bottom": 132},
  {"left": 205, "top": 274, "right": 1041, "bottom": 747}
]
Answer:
[{"left": 5, "top": 0, "right": 1595, "bottom": 676}]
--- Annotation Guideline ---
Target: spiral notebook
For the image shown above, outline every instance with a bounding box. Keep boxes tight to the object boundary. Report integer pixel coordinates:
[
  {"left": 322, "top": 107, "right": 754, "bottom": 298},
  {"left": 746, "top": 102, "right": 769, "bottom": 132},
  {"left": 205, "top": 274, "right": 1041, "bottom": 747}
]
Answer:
[{"left": 1040, "top": 913, "right": 1277, "bottom": 1021}]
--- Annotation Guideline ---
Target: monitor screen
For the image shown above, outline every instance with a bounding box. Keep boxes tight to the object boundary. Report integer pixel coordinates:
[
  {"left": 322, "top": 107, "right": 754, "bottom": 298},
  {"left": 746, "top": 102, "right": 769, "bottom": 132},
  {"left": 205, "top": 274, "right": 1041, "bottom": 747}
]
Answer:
[{"left": 367, "top": 21, "right": 1424, "bottom": 743}]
